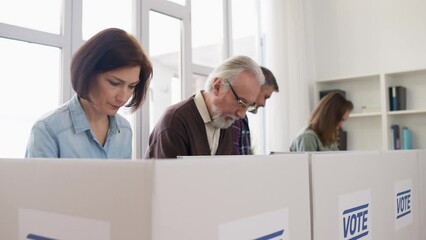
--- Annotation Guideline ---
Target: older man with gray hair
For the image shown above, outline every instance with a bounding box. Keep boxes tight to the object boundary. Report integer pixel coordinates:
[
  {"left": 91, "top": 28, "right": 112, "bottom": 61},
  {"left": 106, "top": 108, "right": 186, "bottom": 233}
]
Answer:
[{"left": 145, "top": 55, "right": 264, "bottom": 159}]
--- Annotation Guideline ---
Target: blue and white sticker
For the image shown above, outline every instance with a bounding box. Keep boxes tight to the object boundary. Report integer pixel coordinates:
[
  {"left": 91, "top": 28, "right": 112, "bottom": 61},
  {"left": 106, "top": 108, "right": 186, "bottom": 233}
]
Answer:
[
  {"left": 19, "top": 208, "right": 110, "bottom": 240},
  {"left": 219, "top": 208, "right": 289, "bottom": 240},
  {"left": 338, "top": 189, "right": 372, "bottom": 240},
  {"left": 394, "top": 179, "right": 413, "bottom": 231}
]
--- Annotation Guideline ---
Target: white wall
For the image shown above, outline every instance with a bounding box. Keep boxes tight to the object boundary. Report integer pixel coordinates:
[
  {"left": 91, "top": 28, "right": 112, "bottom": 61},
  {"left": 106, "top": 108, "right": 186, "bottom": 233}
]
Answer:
[
  {"left": 262, "top": 0, "right": 314, "bottom": 153},
  {"left": 309, "top": 0, "right": 426, "bottom": 79},
  {"left": 264, "top": 0, "right": 426, "bottom": 152}
]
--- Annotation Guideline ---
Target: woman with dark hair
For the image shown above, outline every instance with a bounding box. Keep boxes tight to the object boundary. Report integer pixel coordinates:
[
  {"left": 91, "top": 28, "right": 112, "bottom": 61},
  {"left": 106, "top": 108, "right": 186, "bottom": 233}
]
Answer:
[
  {"left": 26, "top": 28, "right": 153, "bottom": 158},
  {"left": 290, "top": 92, "right": 353, "bottom": 152}
]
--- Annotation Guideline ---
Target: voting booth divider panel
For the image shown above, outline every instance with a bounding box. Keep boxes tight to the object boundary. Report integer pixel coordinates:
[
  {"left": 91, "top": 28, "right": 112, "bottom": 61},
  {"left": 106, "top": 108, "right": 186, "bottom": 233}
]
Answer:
[{"left": 1, "top": 150, "right": 425, "bottom": 240}]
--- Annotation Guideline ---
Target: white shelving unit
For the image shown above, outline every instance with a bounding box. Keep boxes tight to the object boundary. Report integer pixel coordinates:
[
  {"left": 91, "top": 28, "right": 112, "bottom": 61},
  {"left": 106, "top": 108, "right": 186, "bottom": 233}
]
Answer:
[{"left": 316, "top": 69, "right": 426, "bottom": 150}]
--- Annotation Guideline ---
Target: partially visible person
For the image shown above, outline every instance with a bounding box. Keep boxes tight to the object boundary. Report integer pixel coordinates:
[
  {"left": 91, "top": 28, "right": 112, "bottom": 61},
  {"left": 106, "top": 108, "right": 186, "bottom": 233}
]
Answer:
[
  {"left": 26, "top": 28, "right": 153, "bottom": 158},
  {"left": 145, "top": 55, "right": 265, "bottom": 159},
  {"left": 289, "top": 92, "right": 353, "bottom": 152},
  {"left": 232, "top": 66, "right": 279, "bottom": 155}
]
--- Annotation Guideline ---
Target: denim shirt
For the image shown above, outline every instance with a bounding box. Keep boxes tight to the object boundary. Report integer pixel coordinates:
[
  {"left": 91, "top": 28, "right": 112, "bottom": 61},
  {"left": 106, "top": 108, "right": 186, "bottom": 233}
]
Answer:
[{"left": 25, "top": 95, "right": 132, "bottom": 159}]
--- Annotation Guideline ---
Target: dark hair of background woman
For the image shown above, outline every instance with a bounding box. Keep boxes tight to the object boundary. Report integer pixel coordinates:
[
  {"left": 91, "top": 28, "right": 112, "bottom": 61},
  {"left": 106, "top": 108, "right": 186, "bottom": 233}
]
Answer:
[{"left": 309, "top": 92, "right": 353, "bottom": 146}]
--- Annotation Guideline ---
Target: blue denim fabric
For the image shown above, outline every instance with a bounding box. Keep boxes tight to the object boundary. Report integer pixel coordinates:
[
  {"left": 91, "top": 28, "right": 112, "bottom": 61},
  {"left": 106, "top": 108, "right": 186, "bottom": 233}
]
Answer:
[{"left": 25, "top": 95, "right": 132, "bottom": 159}]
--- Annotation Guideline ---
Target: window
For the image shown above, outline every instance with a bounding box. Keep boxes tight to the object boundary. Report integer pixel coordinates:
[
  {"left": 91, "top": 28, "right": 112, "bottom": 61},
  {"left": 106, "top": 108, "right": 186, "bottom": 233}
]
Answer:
[
  {"left": 191, "top": 0, "right": 224, "bottom": 67},
  {"left": 82, "top": 0, "right": 133, "bottom": 40},
  {"left": 0, "top": 38, "right": 60, "bottom": 158},
  {"left": 192, "top": 73, "right": 208, "bottom": 93},
  {"left": 149, "top": 11, "right": 183, "bottom": 132},
  {"left": 0, "top": 0, "right": 267, "bottom": 158},
  {"left": 231, "top": 0, "right": 260, "bottom": 61},
  {"left": 0, "top": 0, "right": 61, "bottom": 34}
]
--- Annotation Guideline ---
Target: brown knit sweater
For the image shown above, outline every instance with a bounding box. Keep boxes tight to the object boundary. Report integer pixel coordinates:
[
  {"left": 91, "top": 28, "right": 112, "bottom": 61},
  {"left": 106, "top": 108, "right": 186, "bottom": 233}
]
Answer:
[{"left": 145, "top": 96, "right": 232, "bottom": 159}]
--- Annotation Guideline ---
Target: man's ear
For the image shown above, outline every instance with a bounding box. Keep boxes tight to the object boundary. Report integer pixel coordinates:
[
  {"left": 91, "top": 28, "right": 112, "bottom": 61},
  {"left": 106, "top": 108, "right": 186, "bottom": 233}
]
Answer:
[{"left": 212, "top": 78, "right": 222, "bottom": 96}]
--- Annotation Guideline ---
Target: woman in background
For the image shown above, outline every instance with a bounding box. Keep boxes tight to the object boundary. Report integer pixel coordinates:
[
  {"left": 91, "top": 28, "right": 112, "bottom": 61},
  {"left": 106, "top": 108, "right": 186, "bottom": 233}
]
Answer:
[
  {"left": 290, "top": 92, "right": 353, "bottom": 152},
  {"left": 26, "top": 28, "right": 152, "bottom": 158}
]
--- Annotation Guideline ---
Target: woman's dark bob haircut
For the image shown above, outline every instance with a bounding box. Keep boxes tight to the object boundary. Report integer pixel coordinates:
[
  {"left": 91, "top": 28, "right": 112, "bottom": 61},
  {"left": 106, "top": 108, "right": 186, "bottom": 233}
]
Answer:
[{"left": 71, "top": 28, "right": 153, "bottom": 112}]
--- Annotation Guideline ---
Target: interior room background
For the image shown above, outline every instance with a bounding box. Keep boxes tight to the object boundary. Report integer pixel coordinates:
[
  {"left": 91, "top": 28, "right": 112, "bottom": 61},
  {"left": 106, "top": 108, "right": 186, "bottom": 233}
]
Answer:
[{"left": 1, "top": 0, "right": 425, "bottom": 158}]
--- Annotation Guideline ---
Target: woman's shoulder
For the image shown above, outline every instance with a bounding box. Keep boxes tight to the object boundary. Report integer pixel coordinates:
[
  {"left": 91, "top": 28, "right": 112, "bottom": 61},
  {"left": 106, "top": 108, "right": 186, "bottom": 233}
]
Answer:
[
  {"left": 290, "top": 127, "right": 320, "bottom": 151},
  {"left": 295, "top": 126, "right": 317, "bottom": 138},
  {"left": 29, "top": 103, "right": 74, "bottom": 139},
  {"left": 297, "top": 129, "right": 319, "bottom": 142},
  {"left": 34, "top": 104, "right": 71, "bottom": 126},
  {"left": 302, "top": 128, "right": 318, "bottom": 137}
]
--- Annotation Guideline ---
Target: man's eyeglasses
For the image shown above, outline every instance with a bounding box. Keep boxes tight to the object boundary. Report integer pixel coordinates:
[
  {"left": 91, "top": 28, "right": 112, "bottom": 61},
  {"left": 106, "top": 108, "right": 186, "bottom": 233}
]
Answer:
[{"left": 225, "top": 79, "right": 257, "bottom": 112}]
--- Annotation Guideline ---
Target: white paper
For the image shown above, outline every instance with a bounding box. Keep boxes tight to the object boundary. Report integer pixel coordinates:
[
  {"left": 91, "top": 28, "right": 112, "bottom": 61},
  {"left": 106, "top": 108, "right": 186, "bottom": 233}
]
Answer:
[
  {"left": 338, "top": 189, "right": 372, "bottom": 240},
  {"left": 394, "top": 179, "right": 413, "bottom": 231},
  {"left": 219, "top": 208, "right": 289, "bottom": 240},
  {"left": 19, "top": 208, "right": 110, "bottom": 240}
]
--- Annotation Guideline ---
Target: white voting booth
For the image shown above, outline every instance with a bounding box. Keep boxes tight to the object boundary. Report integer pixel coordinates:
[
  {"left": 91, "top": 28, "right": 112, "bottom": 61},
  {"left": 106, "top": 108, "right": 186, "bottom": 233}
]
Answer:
[
  {"left": 310, "top": 151, "right": 382, "bottom": 239},
  {"left": 152, "top": 154, "right": 311, "bottom": 240},
  {"left": 418, "top": 150, "right": 426, "bottom": 240},
  {"left": 310, "top": 151, "right": 421, "bottom": 240},
  {"left": 0, "top": 154, "right": 312, "bottom": 240},
  {"left": 2, "top": 151, "right": 424, "bottom": 240},
  {"left": 380, "top": 150, "right": 421, "bottom": 239},
  {"left": 0, "top": 159, "right": 154, "bottom": 240}
]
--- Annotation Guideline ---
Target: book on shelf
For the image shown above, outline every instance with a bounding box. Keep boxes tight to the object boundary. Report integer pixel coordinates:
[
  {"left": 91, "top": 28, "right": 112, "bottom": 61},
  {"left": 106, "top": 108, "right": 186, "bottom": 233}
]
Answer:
[
  {"left": 338, "top": 128, "right": 347, "bottom": 150},
  {"left": 391, "top": 124, "right": 401, "bottom": 150},
  {"left": 402, "top": 127, "right": 413, "bottom": 150},
  {"left": 388, "top": 86, "right": 407, "bottom": 111}
]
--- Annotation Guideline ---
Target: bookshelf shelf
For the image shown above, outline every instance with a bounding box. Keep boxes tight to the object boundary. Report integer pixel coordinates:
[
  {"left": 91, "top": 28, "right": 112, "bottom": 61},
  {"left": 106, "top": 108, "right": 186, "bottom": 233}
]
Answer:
[
  {"left": 388, "top": 109, "right": 426, "bottom": 115},
  {"left": 316, "top": 68, "right": 426, "bottom": 150},
  {"left": 350, "top": 112, "right": 381, "bottom": 118}
]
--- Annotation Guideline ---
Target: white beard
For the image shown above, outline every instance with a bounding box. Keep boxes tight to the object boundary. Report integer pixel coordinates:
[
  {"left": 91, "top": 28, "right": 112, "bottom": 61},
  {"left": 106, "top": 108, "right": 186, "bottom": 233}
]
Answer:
[
  {"left": 211, "top": 105, "right": 239, "bottom": 129},
  {"left": 212, "top": 114, "right": 239, "bottom": 129}
]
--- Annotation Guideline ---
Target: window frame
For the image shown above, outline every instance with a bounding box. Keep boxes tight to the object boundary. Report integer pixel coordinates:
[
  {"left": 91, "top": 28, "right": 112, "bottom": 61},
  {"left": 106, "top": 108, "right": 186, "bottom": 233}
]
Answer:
[{"left": 0, "top": 0, "right": 265, "bottom": 158}]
